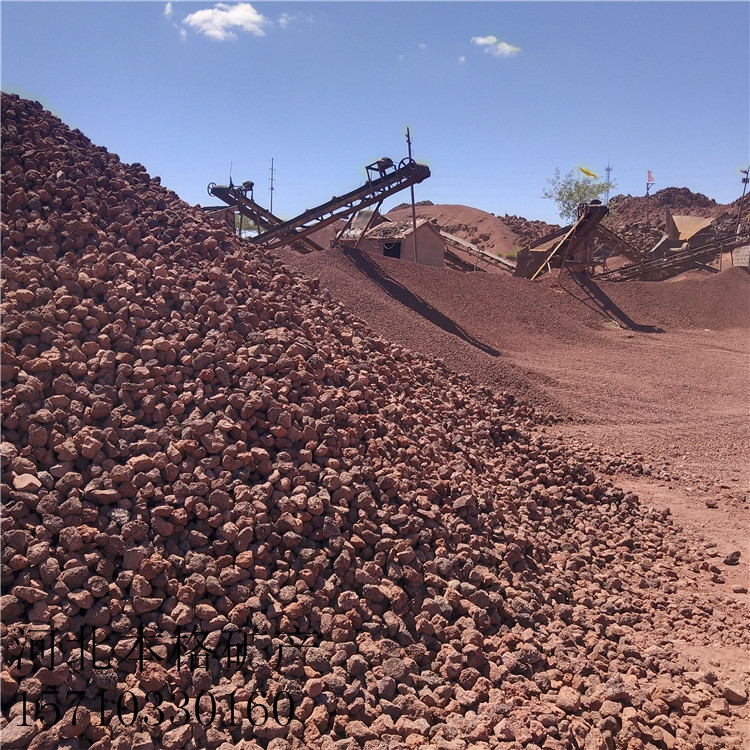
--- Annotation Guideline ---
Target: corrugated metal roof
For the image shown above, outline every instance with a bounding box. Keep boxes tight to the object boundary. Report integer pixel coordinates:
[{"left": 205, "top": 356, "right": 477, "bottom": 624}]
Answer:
[
  {"left": 340, "top": 215, "right": 439, "bottom": 243},
  {"left": 365, "top": 218, "right": 435, "bottom": 240}
]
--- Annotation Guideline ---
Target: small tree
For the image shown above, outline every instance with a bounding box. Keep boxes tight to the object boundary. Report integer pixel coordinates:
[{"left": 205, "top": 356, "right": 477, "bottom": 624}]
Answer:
[
  {"left": 235, "top": 213, "right": 261, "bottom": 238},
  {"left": 542, "top": 167, "right": 616, "bottom": 224}
]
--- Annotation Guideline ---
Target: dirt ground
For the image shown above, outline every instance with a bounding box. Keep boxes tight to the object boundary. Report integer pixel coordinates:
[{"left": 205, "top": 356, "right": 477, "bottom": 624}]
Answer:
[
  {"left": 275, "top": 242, "right": 749, "bottom": 521},
  {"left": 275, "top": 241, "right": 750, "bottom": 740}
]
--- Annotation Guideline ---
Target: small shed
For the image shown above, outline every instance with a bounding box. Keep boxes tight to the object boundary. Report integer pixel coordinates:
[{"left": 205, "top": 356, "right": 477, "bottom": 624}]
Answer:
[{"left": 340, "top": 215, "right": 445, "bottom": 267}]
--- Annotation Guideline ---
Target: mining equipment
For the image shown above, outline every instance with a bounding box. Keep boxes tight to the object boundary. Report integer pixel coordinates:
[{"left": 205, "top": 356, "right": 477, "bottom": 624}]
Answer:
[
  {"left": 516, "top": 201, "right": 615, "bottom": 279},
  {"left": 207, "top": 179, "right": 324, "bottom": 254},
  {"left": 596, "top": 208, "right": 750, "bottom": 281},
  {"left": 596, "top": 232, "right": 749, "bottom": 281},
  {"left": 208, "top": 156, "right": 430, "bottom": 253},
  {"left": 440, "top": 231, "right": 517, "bottom": 274}
]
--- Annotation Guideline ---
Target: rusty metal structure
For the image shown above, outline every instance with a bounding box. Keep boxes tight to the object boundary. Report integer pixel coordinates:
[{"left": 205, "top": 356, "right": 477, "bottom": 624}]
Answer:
[
  {"left": 516, "top": 202, "right": 618, "bottom": 279},
  {"left": 440, "top": 231, "right": 517, "bottom": 274},
  {"left": 208, "top": 157, "right": 430, "bottom": 253},
  {"left": 207, "top": 181, "right": 324, "bottom": 253},
  {"left": 597, "top": 207, "right": 749, "bottom": 281},
  {"left": 597, "top": 232, "right": 748, "bottom": 281}
]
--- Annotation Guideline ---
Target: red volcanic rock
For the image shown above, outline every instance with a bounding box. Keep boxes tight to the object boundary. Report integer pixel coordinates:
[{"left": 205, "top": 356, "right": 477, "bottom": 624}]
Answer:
[{"left": 2, "top": 93, "right": 747, "bottom": 750}]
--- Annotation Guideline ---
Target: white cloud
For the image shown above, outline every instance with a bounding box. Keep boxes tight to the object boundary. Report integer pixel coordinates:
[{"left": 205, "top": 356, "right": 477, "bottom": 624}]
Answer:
[
  {"left": 278, "top": 13, "right": 315, "bottom": 29},
  {"left": 278, "top": 12, "right": 313, "bottom": 29},
  {"left": 458, "top": 56, "right": 466, "bottom": 64},
  {"left": 164, "top": 2, "right": 173, "bottom": 19},
  {"left": 182, "top": 3, "right": 270, "bottom": 41},
  {"left": 471, "top": 34, "right": 521, "bottom": 58},
  {"left": 419, "top": 43, "right": 427, "bottom": 52}
]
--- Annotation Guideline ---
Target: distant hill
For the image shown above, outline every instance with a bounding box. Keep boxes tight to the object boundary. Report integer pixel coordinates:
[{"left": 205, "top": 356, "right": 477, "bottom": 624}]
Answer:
[
  {"left": 605, "top": 187, "right": 741, "bottom": 232},
  {"left": 385, "top": 204, "right": 521, "bottom": 257}
]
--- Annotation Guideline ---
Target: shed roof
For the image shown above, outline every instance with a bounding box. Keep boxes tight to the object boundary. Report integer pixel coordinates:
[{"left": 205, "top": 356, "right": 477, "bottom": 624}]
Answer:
[
  {"left": 340, "top": 215, "right": 439, "bottom": 242},
  {"left": 363, "top": 217, "right": 437, "bottom": 240}
]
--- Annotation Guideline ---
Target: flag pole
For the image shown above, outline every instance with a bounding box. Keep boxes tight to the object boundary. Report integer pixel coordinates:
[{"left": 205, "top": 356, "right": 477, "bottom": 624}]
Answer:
[{"left": 646, "top": 171, "right": 655, "bottom": 229}]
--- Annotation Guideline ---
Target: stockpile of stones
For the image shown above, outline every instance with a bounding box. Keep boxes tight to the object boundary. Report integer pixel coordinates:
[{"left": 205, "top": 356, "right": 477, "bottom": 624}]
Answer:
[
  {"left": 1, "top": 93, "right": 747, "bottom": 750},
  {"left": 499, "top": 215, "right": 562, "bottom": 249},
  {"left": 606, "top": 188, "right": 731, "bottom": 233},
  {"left": 603, "top": 188, "right": 745, "bottom": 256}
]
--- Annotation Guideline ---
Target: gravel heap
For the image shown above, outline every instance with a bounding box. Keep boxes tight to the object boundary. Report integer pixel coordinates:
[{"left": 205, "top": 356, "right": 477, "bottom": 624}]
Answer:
[
  {"left": 384, "top": 205, "right": 520, "bottom": 260},
  {"left": 499, "top": 216, "right": 562, "bottom": 249},
  {"left": 1, "top": 93, "right": 747, "bottom": 750},
  {"left": 390, "top": 201, "right": 436, "bottom": 212},
  {"left": 606, "top": 188, "right": 735, "bottom": 233}
]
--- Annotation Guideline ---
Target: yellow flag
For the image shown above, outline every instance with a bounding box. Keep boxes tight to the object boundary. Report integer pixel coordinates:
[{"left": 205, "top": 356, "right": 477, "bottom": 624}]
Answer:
[{"left": 579, "top": 166, "right": 598, "bottom": 178}]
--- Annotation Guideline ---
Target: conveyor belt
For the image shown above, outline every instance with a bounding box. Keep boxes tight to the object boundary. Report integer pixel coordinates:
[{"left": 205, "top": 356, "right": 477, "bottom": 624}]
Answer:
[
  {"left": 440, "top": 231, "right": 516, "bottom": 273},
  {"left": 209, "top": 159, "right": 430, "bottom": 253},
  {"left": 597, "top": 234, "right": 746, "bottom": 281},
  {"left": 207, "top": 184, "right": 323, "bottom": 254},
  {"left": 530, "top": 203, "right": 609, "bottom": 280}
]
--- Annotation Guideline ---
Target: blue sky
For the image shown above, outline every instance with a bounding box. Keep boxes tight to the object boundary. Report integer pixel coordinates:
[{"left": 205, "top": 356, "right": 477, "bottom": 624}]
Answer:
[{"left": 2, "top": 1, "right": 748, "bottom": 224}]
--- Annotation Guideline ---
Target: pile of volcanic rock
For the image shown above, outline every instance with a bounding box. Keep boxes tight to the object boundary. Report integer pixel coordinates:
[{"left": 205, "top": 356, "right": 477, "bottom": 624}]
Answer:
[
  {"left": 1, "top": 93, "right": 747, "bottom": 750},
  {"left": 603, "top": 188, "right": 745, "bottom": 256},
  {"left": 606, "top": 188, "right": 733, "bottom": 233},
  {"left": 499, "top": 215, "right": 562, "bottom": 249}
]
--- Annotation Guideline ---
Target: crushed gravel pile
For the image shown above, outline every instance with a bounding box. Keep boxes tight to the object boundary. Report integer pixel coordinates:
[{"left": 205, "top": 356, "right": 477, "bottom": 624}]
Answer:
[
  {"left": 606, "top": 188, "right": 738, "bottom": 233},
  {"left": 384, "top": 205, "right": 520, "bottom": 259},
  {"left": 499, "top": 216, "right": 563, "bottom": 249},
  {"left": 2, "top": 93, "right": 748, "bottom": 750},
  {"left": 278, "top": 244, "right": 749, "bottom": 402}
]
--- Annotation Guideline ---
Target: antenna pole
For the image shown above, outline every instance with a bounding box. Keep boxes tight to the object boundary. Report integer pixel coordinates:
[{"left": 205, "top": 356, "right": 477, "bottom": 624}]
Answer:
[
  {"left": 406, "top": 128, "right": 418, "bottom": 262},
  {"left": 269, "top": 158, "right": 275, "bottom": 215},
  {"left": 604, "top": 161, "right": 612, "bottom": 204}
]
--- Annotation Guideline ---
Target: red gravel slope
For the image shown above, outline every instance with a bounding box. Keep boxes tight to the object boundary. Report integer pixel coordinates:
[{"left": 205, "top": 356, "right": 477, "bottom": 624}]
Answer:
[{"left": 276, "top": 246, "right": 750, "bottom": 486}]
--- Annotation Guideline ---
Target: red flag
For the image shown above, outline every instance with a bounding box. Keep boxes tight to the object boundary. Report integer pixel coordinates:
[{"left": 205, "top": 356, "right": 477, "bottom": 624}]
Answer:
[{"left": 648, "top": 170, "right": 654, "bottom": 183}]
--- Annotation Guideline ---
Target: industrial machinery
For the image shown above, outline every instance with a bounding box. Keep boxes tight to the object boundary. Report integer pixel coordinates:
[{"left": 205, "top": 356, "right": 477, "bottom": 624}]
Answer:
[
  {"left": 522, "top": 201, "right": 610, "bottom": 279},
  {"left": 440, "top": 231, "right": 516, "bottom": 274},
  {"left": 596, "top": 233, "right": 748, "bottom": 281},
  {"left": 514, "top": 201, "right": 647, "bottom": 279},
  {"left": 207, "top": 180, "right": 324, "bottom": 253},
  {"left": 208, "top": 157, "right": 430, "bottom": 253}
]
